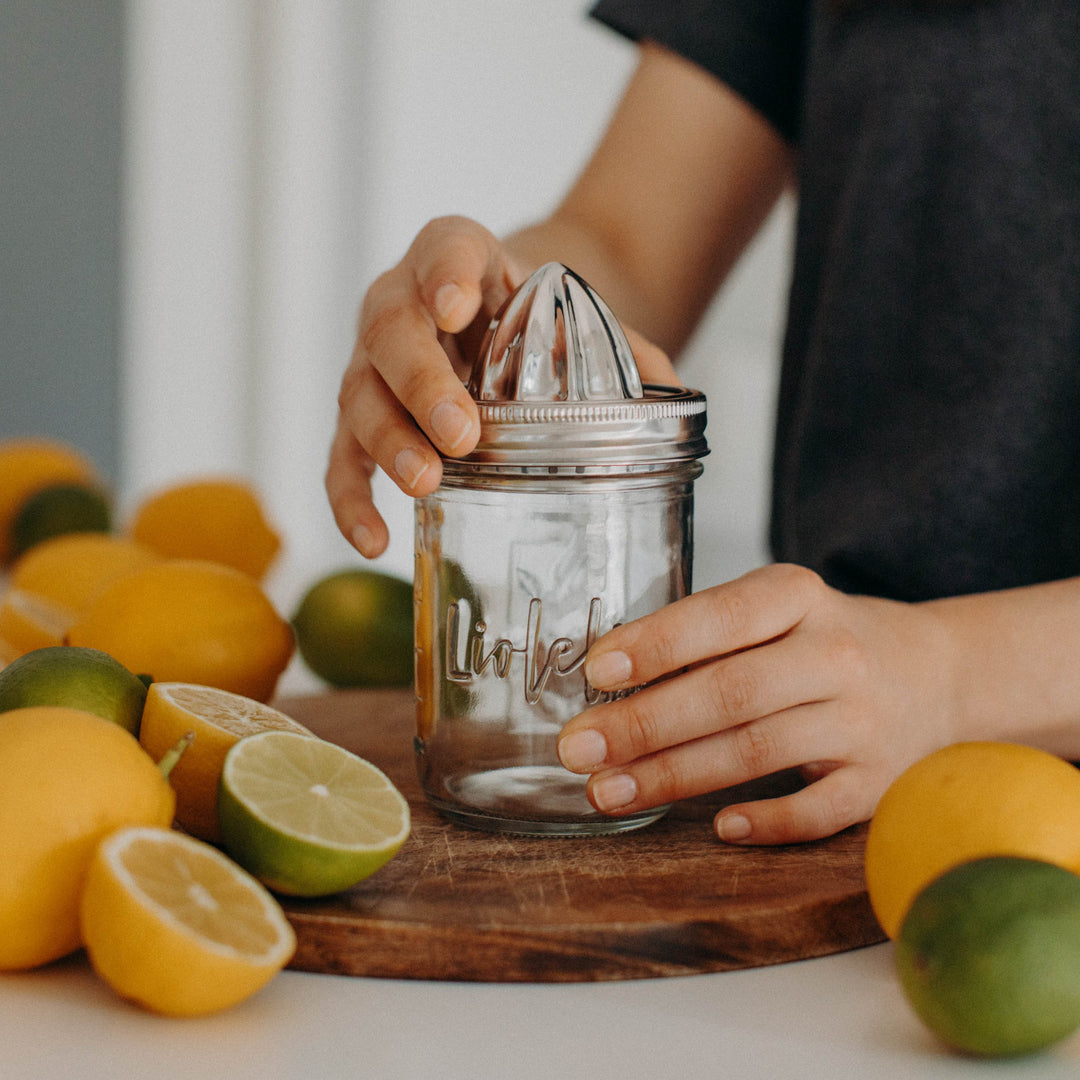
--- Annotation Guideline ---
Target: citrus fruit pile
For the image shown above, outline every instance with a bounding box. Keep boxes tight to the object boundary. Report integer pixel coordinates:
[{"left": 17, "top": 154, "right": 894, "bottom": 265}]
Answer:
[
  {"left": 0, "top": 649, "right": 411, "bottom": 1017},
  {"left": 865, "top": 741, "right": 1080, "bottom": 1057},
  {"left": 0, "top": 438, "right": 294, "bottom": 701}
]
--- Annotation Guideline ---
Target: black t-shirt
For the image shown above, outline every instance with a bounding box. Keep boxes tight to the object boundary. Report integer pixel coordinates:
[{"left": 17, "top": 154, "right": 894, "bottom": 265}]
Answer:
[{"left": 592, "top": 0, "right": 1080, "bottom": 601}]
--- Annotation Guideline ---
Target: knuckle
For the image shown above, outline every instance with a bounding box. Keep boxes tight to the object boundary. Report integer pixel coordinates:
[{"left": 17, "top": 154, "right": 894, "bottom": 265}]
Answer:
[
  {"left": 703, "top": 586, "right": 752, "bottom": 644},
  {"left": 774, "top": 562, "right": 826, "bottom": 601},
  {"left": 647, "top": 752, "right": 688, "bottom": 804},
  {"left": 825, "top": 626, "right": 871, "bottom": 685},
  {"left": 359, "top": 300, "right": 417, "bottom": 358},
  {"left": 619, "top": 698, "right": 663, "bottom": 760},
  {"left": 730, "top": 721, "right": 778, "bottom": 777},
  {"left": 811, "top": 776, "right": 865, "bottom": 833},
  {"left": 708, "top": 660, "right": 760, "bottom": 721},
  {"left": 336, "top": 362, "right": 371, "bottom": 415}
]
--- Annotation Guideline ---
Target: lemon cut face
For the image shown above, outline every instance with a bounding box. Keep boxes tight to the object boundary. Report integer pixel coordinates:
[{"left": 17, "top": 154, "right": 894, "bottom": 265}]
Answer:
[
  {"left": 218, "top": 730, "right": 410, "bottom": 897},
  {"left": 139, "top": 681, "right": 313, "bottom": 844},
  {"left": 80, "top": 826, "right": 296, "bottom": 1017}
]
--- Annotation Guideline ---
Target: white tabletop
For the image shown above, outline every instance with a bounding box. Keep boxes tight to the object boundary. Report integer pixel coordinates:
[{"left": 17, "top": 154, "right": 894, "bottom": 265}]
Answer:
[{"left": 5, "top": 942, "right": 1079, "bottom": 1079}]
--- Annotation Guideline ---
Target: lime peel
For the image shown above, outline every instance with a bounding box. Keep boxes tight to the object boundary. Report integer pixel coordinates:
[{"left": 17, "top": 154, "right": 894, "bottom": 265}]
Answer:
[{"left": 218, "top": 730, "right": 410, "bottom": 897}]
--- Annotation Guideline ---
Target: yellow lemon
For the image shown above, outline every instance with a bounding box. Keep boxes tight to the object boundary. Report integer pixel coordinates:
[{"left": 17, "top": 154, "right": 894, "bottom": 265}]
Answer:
[
  {"left": 0, "top": 588, "right": 74, "bottom": 656},
  {"left": 0, "top": 706, "right": 176, "bottom": 970},
  {"left": 0, "top": 438, "right": 98, "bottom": 565},
  {"left": 80, "top": 826, "right": 296, "bottom": 1017},
  {"left": 66, "top": 559, "right": 294, "bottom": 702},
  {"left": 8, "top": 532, "right": 161, "bottom": 617},
  {"left": 139, "top": 682, "right": 313, "bottom": 844},
  {"left": 129, "top": 477, "right": 282, "bottom": 581},
  {"left": 865, "top": 741, "right": 1080, "bottom": 939}
]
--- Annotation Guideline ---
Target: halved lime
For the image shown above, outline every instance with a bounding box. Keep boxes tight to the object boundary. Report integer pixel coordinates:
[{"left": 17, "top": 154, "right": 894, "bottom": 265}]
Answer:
[{"left": 218, "top": 730, "right": 410, "bottom": 897}]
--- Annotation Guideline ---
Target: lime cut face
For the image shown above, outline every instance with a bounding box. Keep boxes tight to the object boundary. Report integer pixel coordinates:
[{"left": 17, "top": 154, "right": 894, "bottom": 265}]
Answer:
[{"left": 218, "top": 730, "right": 410, "bottom": 897}]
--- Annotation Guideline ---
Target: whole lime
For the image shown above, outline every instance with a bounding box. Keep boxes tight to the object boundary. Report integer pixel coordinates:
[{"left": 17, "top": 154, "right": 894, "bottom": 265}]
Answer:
[
  {"left": 896, "top": 856, "right": 1080, "bottom": 1057},
  {"left": 291, "top": 569, "right": 413, "bottom": 688},
  {"left": 11, "top": 482, "right": 111, "bottom": 557},
  {"left": 0, "top": 645, "right": 148, "bottom": 735}
]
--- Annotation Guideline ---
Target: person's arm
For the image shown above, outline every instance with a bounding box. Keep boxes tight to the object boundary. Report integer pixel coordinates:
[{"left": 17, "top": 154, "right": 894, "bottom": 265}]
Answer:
[{"left": 326, "top": 41, "right": 793, "bottom": 557}]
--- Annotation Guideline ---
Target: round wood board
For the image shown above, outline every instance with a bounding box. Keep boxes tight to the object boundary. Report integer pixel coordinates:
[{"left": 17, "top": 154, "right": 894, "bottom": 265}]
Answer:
[{"left": 272, "top": 688, "right": 885, "bottom": 982}]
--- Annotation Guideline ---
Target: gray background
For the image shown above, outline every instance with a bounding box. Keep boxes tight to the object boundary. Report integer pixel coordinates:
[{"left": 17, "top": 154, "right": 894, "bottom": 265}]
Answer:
[{"left": 1, "top": 0, "right": 123, "bottom": 480}]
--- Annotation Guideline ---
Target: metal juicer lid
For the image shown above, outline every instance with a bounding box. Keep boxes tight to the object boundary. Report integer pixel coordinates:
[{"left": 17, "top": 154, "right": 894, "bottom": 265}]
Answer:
[{"left": 451, "top": 263, "right": 708, "bottom": 472}]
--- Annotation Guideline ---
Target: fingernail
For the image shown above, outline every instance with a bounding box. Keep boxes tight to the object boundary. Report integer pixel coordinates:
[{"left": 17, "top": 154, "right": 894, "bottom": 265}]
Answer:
[
  {"left": 586, "top": 650, "right": 632, "bottom": 688},
  {"left": 716, "top": 813, "right": 752, "bottom": 843},
  {"left": 591, "top": 773, "right": 637, "bottom": 812},
  {"left": 394, "top": 447, "right": 430, "bottom": 490},
  {"left": 351, "top": 523, "right": 376, "bottom": 556},
  {"left": 558, "top": 729, "right": 607, "bottom": 772},
  {"left": 430, "top": 400, "right": 472, "bottom": 452},
  {"left": 433, "top": 283, "right": 464, "bottom": 324}
]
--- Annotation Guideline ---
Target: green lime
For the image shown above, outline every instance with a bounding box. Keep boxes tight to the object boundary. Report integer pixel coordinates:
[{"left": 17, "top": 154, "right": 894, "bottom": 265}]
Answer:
[
  {"left": 0, "top": 645, "right": 148, "bottom": 735},
  {"left": 217, "top": 730, "right": 410, "bottom": 897},
  {"left": 291, "top": 568, "right": 413, "bottom": 688},
  {"left": 895, "top": 856, "right": 1080, "bottom": 1057},
  {"left": 11, "top": 483, "right": 111, "bottom": 557}
]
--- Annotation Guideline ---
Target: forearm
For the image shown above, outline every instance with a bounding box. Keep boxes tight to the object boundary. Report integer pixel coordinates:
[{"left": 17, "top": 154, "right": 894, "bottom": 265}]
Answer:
[
  {"left": 928, "top": 578, "right": 1080, "bottom": 759},
  {"left": 505, "top": 42, "right": 793, "bottom": 356}
]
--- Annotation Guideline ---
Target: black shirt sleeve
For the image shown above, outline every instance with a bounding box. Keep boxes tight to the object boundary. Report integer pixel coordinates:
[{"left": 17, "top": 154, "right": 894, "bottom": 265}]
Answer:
[{"left": 590, "top": 0, "right": 809, "bottom": 143}]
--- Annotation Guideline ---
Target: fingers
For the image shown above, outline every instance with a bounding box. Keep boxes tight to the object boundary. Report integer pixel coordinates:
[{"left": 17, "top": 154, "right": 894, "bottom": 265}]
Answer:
[
  {"left": 576, "top": 707, "right": 870, "bottom": 845},
  {"left": 324, "top": 417, "right": 391, "bottom": 558},
  {"left": 573, "top": 698, "right": 844, "bottom": 816},
  {"left": 714, "top": 766, "right": 871, "bottom": 845},
  {"left": 623, "top": 326, "right": 679, "bottom": 385},
  {"left": 352, "top": 268, "right": 479, "bottom": 465},
  {"left": 561, "top": 623, "right": 833, "bottom": 770},
  {"left": 409, "top": 216, "right": 523, "bottom": 334},
  {"left": 331, "top": 217, "right": 524, "bottom": 549},
  {"left": 582, "top": 563, "right": 824, "bottom": 692}
]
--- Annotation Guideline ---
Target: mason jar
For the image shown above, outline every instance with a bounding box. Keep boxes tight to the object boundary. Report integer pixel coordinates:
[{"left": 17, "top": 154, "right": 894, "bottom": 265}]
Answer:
[{"left": 413, "top": 264, "right": 708, "bottom": 836}]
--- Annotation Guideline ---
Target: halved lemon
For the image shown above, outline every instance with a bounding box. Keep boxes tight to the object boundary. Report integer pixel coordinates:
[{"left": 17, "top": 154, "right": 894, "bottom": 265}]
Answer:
[
  {"left": 139, "top": 682, "right": 314, "bottom": 844},
  {"left": 80, "top": 825, "right": 296, "bottom": 1017}
]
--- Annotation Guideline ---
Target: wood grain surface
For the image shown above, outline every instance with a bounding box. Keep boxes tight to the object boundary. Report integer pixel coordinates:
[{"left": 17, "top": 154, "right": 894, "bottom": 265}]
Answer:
[{"left": 273, "top": 688, "right": 886, "bottom": 982}]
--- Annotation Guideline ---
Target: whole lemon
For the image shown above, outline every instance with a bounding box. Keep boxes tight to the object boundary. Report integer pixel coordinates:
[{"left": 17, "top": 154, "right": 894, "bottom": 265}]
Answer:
[
  {"left": 9, "top": 531, "right": 161, "bottom": 616},
  {"left": 896, "top": 856, "right": 1080, "bottom": 1057},
  {"left": 0, "top": 706, "right": 176, "bottom": 970},
  {"left": 129, "top": 477, "right": 281, "bottom": 581},
  {"left": 865, "top": 741, "right": 1080, "bottom": 939},
  {"left": 291, "top": 568, "right": 413, "bottom": 688},
  {"left": 66, "top": 559, "right": 294, "bottom": 703}
]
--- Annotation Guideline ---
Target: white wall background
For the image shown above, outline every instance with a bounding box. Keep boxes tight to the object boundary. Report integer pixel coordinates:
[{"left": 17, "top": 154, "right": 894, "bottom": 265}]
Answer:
[{"left": 121, "top": 0, "right": 794, "bottom": 623}]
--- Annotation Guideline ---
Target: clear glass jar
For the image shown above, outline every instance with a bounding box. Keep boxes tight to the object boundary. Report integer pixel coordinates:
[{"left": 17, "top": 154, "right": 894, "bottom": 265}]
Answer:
[
  {"left": 411, "top": 263, "right": 708, "bottom": 836},
  {"left": 414, "top": 462, "right": 700, "bottom": 835}
]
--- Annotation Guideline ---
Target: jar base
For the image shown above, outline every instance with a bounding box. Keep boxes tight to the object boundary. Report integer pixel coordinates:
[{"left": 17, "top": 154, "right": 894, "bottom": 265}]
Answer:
[{"left": 426, "top": 764, "right": 669, "bottom": 837}]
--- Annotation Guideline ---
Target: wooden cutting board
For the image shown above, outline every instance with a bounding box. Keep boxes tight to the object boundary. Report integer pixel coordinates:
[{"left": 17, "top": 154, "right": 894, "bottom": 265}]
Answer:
[{"left": 273, "top": 688, "right": 886, "bottom": 982}]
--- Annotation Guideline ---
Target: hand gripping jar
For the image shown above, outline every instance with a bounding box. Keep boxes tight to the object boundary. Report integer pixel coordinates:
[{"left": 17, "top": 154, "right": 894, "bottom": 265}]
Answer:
[{"left": 414, "top": 263, "right": 708, "bottom": 835}]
